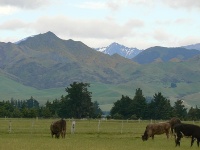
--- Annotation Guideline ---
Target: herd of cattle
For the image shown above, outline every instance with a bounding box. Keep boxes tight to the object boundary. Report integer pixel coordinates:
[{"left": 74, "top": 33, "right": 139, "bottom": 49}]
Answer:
[
  {"left": 50, "top": 117, "right": 200, "bottom": 147},
  {"left": 142, "top": 117, "right": 200, "bottom": 147}
]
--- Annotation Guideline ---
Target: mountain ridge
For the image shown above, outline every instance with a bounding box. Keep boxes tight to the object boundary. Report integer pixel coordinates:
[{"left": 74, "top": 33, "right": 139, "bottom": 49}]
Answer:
[{"left": 1, "top": 31, "right": 200, "bottom": 111}]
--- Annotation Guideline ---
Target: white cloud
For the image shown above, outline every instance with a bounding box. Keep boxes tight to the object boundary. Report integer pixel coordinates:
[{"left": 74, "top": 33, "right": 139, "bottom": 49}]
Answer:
[
  {"left": 32, "top": 16, "right": 137, "bottom": 39},
  {"left": 0, "top": 19, "right": 29, "bottom": 30},
  {"left": 163, "top": 0, "right": 200, "bottom": 10},
  {"left": 179, "top": 36, "right": 200, "bottom": 46},
  {"left": 0, "top": 0, "right": 51, "bottom": 9},
  {"left": 0, "top": 5, "right": 19, "bottom": 15},
  {"left": 153, "top": 29, "right": 170, "bottom": 42},
  {"left": 75, "top": 1, "right": 106, "bottom": 10},
  {"left": 106, "top": 1, "right": 120, "bottom": 11}
]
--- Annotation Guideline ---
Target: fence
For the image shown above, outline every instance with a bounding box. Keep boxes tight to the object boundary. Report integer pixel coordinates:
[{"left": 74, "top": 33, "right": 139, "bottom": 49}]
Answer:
[{"left": 0, "top": 118, "right": 199, "bottom": 137}]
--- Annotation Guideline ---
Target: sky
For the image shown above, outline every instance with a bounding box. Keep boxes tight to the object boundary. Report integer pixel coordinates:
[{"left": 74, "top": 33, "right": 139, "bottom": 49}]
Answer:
[{"left": 0, "top": 0, "right": 200, "bottom": 49}]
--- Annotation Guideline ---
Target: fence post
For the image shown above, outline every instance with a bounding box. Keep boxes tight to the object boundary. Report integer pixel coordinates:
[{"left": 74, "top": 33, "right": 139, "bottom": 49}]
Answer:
[
  {"left": 121, "top": 120, "right": 124, "bottom": 134},
  {"left": 31, "top": 120, "right": 35, "bottom": 134},
  {"left": 8, "top": 120, "right": 12, "bottom": 133},
  {"left": 98, "top": 120, "right": 101, "bottom": 133},
  {"left": 71, "top": 120, "right": 76, "bottom": 134}
]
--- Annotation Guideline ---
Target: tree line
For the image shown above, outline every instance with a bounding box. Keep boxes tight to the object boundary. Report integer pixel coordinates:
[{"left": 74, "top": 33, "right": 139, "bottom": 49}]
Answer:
[
  {"left": 0, "top": 82, "right": 102, "bottom": 118},
  {"left": 0, "top": 82, "right": 200, "bottom": 120},
  {"left": 110, "top": 88, "right": 200, "bottom": 120}
]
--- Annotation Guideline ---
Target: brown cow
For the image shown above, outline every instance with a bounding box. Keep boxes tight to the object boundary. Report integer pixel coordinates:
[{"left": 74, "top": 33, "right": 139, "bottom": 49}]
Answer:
[
  {"left": 168, "top": 117, "right": 181, "bottom": 134},
  {"left": 142, "top": 122, "right": 171, "bottom": 141},
  {"left": 50, "top": 118, "right": 66, "bottom": 138}
]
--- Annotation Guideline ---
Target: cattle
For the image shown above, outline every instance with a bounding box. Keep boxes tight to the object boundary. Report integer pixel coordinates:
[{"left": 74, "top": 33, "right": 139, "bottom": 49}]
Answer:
[
  {"left": 50, "top": 118, "right": 66, "bottom": 139},
  {"left": 142, "top": 122, "right": 171, "bottom": 141},
  {"left": 168, "top": 117, "right": 181, "bottom": 134},
  {"left": 174, "top": 123, "right": 200, "bottom": 147}
]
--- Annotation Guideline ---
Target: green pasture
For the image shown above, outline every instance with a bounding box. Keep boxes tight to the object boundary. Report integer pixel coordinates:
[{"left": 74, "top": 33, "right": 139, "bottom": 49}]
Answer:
[{"left": 0, "top": 118, "right": 199, "bottom": 150}]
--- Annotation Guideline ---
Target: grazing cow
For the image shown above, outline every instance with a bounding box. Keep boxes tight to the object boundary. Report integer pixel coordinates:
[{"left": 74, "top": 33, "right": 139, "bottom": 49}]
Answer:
[
  {"left": 168, "top": 117, "right": 181, "bottom": 134},
  {"left": 50, "top": 118, "right": 66, "bottom": 139},
  {"left": 174, "top": 123, "right": 200, "bottom": 147},
  {"left": 142, "top": 122, "right": 171, "bottom": 141}
]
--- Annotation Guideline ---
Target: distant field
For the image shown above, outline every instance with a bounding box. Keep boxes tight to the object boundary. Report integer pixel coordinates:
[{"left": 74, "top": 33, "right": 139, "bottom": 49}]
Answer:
[
  {"left": 1, "top": 75, "right": 200, "bottom": 111},
  {"left": 0, "top": 118, "right": 199, "bottom": 150}
]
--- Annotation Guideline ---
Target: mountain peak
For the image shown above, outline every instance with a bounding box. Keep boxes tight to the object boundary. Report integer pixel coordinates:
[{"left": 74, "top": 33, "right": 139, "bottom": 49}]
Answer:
[
  {"left": 95, "top": 42, "right": 142, "bottom": 59},
  {"left": 15, "top": 31, "right": 59, "bottom": 45}
]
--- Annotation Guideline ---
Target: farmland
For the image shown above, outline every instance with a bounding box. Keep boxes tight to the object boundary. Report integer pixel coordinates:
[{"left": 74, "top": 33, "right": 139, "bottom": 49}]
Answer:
[{"left": 0, "top": 118, "right": 198, "bottom": 150}]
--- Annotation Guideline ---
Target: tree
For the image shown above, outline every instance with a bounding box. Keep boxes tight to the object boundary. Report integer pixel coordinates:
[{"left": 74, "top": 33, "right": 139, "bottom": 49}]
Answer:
[
  {"left": 172, "top": 99, "right": 187, "bottom": 120},
  {"left": 131, "top": 88, "right": 147, "bottom": 119},
  {"left": 148, "top": 92, "right": 172, "bottom": 120},
  {"left": 110, "top": 95, "right": 132, "bottom": 119},
  {"left": 91, "top": 101, "right": 102, "bottom": 118},
  {"left": 187, "top": 106, "right": 200, "bottom": 120},
  {"left": 26, "top": 96, "right": 39, "bottom": 108},
  {"left": 65, "top": 82, "right": 93, "bottom": 118}
]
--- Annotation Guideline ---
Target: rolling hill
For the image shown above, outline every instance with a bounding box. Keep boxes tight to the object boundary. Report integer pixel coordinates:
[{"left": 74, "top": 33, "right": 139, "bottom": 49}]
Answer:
[
  {"left": 132, "top": 46, "right": 200, "bottom": 64},
  {"left": 1, "top": 31, "right": 200, "bottom": 111}
]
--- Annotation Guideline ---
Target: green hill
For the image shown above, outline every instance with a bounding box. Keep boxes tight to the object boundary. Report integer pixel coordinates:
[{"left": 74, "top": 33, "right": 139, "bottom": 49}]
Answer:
[
  {"left": 132, "top": 46, "right": 200, "bottom": 64},
  {"left": 1, "top": 32, "right": 200, "bottom": 111}
]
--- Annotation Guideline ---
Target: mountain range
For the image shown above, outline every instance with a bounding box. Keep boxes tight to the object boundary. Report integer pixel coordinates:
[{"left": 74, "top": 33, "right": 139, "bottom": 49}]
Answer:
[{"left": 1, "top": 31, "right": 200, "bottom": 111}]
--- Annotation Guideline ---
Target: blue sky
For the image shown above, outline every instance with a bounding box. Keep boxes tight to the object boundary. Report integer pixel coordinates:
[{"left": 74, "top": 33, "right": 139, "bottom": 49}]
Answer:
[{"left": 0, "top": 0, "right": 200, "bottom": 49}]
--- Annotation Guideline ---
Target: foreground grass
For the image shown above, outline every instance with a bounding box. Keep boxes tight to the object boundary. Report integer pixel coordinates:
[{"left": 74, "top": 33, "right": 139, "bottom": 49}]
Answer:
[{"left": 0, "top": 118, "right": 198, "bottom": 150}]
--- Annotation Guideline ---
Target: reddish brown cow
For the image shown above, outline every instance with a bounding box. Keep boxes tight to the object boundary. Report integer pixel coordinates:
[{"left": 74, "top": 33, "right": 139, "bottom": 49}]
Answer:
[
  {"left": 168, "top": 117, "right": 181, "bottom": 134},
  {"left": 142, "top": 122, "right": 171, "bottom": 141},
  {"left": 50, "top": 119, "right": 66, "bottom": 139}
]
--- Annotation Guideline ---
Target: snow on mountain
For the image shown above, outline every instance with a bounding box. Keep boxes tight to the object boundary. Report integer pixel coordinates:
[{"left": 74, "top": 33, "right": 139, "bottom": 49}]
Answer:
[{"left": 95, "top": 42, "right": 142, "bottom": 59}]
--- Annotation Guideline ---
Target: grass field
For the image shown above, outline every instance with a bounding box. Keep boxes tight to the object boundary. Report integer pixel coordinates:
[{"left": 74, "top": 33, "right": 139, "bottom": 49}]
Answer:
[{"left": 0, "top": 118, "right": 198, "bottom": 150}]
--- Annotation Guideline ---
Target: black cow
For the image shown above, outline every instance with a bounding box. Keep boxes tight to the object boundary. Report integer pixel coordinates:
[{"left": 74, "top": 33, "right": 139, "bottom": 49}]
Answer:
[
  {"left": 50, "top": 119, "right": 66, "bottom": 139},
  {"left": 174, "top": 123, "right": 200, "bottom": 147}
]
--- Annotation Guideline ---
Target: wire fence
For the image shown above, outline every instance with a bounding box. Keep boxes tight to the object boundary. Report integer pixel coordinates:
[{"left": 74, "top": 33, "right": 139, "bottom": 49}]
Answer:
[{"left": 0, "top": 118, "right": 199, "bottom": 137}]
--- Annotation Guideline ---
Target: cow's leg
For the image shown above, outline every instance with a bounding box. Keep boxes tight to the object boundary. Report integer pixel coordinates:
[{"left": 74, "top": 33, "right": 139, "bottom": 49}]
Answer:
[
  {"left": 51, "top": 132, "right": 53, "bottom": 138},
  {"left": 152, "top": 135, "right": 154, "bottom": 140},
  {"left": 166, "top": 130, "right": 169, "bottom": 139},
  {"left": 191, "top": 136, "right": 196, "bottom": 147},
  {"left": 197, "top": 139, "right": 200, "bottom": 147},
  {"left": 175, "top": 136, "right": 181, "bottom": 147}
]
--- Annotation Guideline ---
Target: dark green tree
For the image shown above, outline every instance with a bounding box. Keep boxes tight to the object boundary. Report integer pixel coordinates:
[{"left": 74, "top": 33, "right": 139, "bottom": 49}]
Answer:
[
  {"left": 131, "top": 88, "right": 147, "bottom": 119},
  {"left": 148, "top": 92, "right": 172, "bottom": 120},
  {"left": 26, "top": 96, "right": 39, "bottom": 108},
  {"left": 91, "top": 101, "right": 102, "bottom": 118},
  {"left": 172, "top": 99, "right": 187, "bottom": 120},
  {"left": 187, "top": 106, "right": 200, "bottom": 120},
  {"left": 65, "top": 82, "right": 93, "bottom": 118},
  {"left": 110, "top": 95, "right": 132, "bottom": 119}
]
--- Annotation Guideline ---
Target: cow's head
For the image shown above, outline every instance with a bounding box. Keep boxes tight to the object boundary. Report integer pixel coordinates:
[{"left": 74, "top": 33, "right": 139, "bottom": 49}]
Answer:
[
  {"left": 142, "top": 131, "right": 148, "bottom": 141},
  {"left": 142, "top": 134, "right": 148, "bottom": 141}
]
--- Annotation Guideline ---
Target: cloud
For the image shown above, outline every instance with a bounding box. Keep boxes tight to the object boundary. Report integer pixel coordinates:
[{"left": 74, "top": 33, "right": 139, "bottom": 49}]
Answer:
[
  {"left": 106, "top": 1, "right": 120, "bottom": 11},
  {"left": 0, "top": 0, "right": 51, "bottom": 9},
  {"left": 153, "top": 29, "right": 170, "bottom": 42},
  {"left": 75, "top": 1, "right": 106, "bottom": 10},
  {"left": 0, "top": 19, "right": 29, "bottom": 30},
  {"left": 179, "top": 36, "right": 200, "bottom": 46},
  {"left": 163, "top": 0, "right": 200, "bottom": 10},
  {"left": 0, "top": 5, "right": 19, "bottom": 15},
  {"left": 125, "top": 19, "right": 144, "bottom": 28},
  {"left": 32, "top": 16, "right": 139, "bottom": 39}
]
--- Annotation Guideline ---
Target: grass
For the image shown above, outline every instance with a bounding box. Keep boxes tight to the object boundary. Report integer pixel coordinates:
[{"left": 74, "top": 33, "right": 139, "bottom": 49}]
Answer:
[
  {"left": 0, "top": 118, "right": 199, "bottom": 150},
  {"left": 1, "top": 74, "right": 200, "bottom": 112}
]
